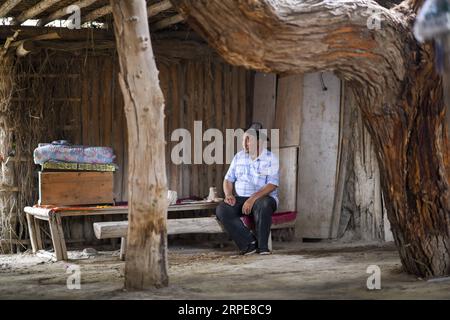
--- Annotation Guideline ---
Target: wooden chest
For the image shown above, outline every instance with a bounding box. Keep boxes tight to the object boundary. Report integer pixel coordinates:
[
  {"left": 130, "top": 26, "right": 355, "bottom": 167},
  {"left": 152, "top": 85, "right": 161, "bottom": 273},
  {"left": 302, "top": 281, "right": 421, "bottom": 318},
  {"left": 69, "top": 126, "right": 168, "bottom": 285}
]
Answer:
[{"left": 38, "top": 171, "right": 114, "bottom": 206}]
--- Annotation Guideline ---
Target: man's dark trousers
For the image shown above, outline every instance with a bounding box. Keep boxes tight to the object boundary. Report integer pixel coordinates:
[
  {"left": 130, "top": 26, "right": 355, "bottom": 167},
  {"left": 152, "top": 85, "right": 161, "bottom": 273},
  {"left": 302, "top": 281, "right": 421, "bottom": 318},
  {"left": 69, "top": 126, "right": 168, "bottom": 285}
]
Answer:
[{"left": 216, "top": 196, "right": 277, "bottom": 252}]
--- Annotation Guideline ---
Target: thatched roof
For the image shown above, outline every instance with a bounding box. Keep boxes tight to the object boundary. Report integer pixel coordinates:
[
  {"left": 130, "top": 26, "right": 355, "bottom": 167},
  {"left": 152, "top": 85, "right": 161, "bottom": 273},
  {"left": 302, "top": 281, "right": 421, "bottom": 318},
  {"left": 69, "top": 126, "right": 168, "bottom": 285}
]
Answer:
[{"left": 0, "top": 0, "right": 185, "bottom": 31}]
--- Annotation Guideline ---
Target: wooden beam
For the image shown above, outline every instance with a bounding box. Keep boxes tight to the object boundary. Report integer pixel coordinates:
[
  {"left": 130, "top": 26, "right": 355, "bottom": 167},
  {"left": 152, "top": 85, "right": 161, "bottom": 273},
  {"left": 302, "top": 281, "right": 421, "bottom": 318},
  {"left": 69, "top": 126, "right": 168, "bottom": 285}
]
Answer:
[
  {"left": 81, "top": 4, "right": 111, "bottom": 24},
  {"left": 111, "top": 0, "right": 168, "bottom": 290},
  {"left": 94, "top": 217, "right": 224, "bottom": 239},
  {"left": 147, "top": 0, "right": 173, "bottom": 17},
  {"left": 11, "top": 0, "right": 61, "bottom": 25},
  {"left": 81, "top": 0, "right": 174, "bottom": 24},
  {"left": 0, "top": 0, "right": 22, "bottom": 18},
  {"left": 0, "top": 26, "right": 115, "bottom": 41},
  {"left": 152, "top": 14, "right": 184, "bottom": 31},
  {"left": 37, "top": 0, "right": 98, "bottom": 26}
]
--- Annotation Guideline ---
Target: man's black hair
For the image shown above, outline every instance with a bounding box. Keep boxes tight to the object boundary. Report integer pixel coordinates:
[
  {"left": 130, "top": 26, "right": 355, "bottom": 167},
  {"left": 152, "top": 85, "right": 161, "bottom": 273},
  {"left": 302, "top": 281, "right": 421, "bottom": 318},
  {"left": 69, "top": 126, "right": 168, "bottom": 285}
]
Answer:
[{"left": 245, "top": 122, "right": 268, "bottom": 141}]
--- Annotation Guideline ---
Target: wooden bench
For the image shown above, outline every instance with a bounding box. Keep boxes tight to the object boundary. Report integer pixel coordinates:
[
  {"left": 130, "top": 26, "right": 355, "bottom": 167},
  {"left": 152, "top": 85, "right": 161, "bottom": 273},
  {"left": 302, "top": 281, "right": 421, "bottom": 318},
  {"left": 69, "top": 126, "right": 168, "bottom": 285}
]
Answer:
[
  {"left": 94, "top": 210, "right": 297, "bottom": 259},
  {"left": 94, "top": 216, "right": 225, "bottom": 260}
]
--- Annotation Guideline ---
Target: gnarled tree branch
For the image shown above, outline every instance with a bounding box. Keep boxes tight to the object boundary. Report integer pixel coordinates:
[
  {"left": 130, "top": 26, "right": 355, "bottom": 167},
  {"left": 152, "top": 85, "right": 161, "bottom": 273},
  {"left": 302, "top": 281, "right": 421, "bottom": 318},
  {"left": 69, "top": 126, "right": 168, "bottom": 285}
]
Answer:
[
  {"left": 172, "top": 0, "right": 414, "bottom": 100},
  {"left": 172, "top": 0, "right": 450, "bottom": 277}
]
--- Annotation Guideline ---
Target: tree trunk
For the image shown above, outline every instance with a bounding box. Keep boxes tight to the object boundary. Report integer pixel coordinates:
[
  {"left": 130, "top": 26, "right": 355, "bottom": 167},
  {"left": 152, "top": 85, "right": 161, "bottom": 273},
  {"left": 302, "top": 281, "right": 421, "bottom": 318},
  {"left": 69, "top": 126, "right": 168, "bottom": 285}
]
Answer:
[
  {"left": 111, "top": 0, "right": 168, "bottom": 289},
  {"left": 172, "top": 0, "right": 450, "bottom": 277}
]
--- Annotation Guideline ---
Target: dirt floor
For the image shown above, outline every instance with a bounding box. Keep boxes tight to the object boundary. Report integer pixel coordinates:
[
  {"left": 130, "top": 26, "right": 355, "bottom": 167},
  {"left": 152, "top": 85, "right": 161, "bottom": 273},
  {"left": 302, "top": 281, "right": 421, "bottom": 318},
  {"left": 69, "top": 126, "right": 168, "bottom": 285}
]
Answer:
[{"left": 0, "top": 239, "right": 449, "bottom": 299}]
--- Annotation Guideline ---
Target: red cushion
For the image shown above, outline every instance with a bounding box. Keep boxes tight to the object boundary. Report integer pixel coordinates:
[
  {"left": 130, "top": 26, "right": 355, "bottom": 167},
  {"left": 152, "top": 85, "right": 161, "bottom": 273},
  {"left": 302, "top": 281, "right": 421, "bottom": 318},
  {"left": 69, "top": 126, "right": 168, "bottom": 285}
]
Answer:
[{"left": 241, "top": 211, "right": 297, "bottom": 229}]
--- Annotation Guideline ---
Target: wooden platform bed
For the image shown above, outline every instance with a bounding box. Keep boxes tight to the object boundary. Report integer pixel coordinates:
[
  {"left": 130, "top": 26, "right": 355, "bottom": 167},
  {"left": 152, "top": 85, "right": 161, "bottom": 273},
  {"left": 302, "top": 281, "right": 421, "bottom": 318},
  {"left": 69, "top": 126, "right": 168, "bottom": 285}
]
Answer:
[{"left": 24, "top": 202, "right": 296, "bottom": 261}]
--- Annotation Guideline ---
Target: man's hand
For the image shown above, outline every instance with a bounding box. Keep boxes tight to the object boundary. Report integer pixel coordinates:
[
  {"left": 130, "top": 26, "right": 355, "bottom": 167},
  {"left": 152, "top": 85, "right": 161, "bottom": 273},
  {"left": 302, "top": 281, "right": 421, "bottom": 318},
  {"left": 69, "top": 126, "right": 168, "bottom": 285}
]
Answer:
[
  {"left": 224, "top": 194, "right": 236, "bottom": 206},
  {"left": 242, "top": 197, "right": 256, "bottom": 215}
]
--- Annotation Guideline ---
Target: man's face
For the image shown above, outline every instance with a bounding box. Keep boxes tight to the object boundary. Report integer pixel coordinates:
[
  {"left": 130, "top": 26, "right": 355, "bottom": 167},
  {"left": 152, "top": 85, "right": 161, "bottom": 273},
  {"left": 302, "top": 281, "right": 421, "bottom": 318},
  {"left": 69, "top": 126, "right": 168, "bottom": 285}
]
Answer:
[{"left": 243, "top": 133, "right": 258, "bottom": 154}]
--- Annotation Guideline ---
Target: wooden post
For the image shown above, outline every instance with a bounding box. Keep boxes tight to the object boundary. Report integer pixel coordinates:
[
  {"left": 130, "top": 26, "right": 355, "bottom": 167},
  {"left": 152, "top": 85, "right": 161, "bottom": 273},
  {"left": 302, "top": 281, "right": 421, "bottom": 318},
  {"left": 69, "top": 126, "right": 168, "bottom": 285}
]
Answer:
[
  {"left": 441, "top": 34, "right": 450, "bottom": 147},
  {"left": 0, "top": 54, "right": 16, "bottom": 254},
  {"left": 110, "top": 0, "right": 169, "bottom": 289}
]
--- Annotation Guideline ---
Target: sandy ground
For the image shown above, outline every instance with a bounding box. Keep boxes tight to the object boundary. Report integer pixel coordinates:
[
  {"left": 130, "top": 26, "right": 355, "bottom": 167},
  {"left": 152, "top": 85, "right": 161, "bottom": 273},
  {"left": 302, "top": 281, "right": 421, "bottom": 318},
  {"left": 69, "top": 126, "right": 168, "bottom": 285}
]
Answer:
[{"left": 0, "top": 240, "right": 449, "bottom": 300}]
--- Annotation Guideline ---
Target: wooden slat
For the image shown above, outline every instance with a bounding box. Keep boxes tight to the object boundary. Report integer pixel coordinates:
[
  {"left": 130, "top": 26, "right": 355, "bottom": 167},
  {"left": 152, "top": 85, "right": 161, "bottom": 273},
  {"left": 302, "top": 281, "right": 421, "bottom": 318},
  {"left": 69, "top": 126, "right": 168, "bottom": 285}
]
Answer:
[
  {"left": 0, "top": 0, "right": 22, "bottom": 18},
  {"left": 0, "top": 26, "right": 115, "bottom": 41},
  {"left": 167, "top": 202, "right": 218, "bottom": 212},
  {"left": 59, "top": 209, "right": 127, "bottom": 217},
  {"left": 39, "top": 170, "right": 114, "bottom": 185},
  {"left": 94, "top": 216, "right": 224, "bottom": 239},
  {"left": 120, "top": 237, "right": 126, "bottom": 261},
  {"left": 253, "top": 72, "right": 276, "bottom": 130},
  {"left": 24, "top": 206, "right": 52, "bottom": 220},
  {"left": 12, "top": 0, "right": 61, "bottom": 25},
  {"left": 147, "top": 0, "right": 173, "bottom": 17},
  {"left": 232, "top": 67, "right": 239, "bottom": 131},
  {"left": 26, "top": 213, "right": 39, "bottom": 253},
  {"left": 38, "top": 0, "right": 97, "bottom": 26},
  {"left": 330, "top": 81, "right": 350, "bottom": 239},
  {"left": 81, "top": 4, "right": 111, "bottom": 24},
  {"left": 297, "top": 72, "right": 341, "bottom": 239},
  {"left": 184, "top": 61, "right": 194, "bottom": 197},
  {"left": 152, "top": 14, "right": 184, "bottom": 31},
  {"left": 169, "top": 64, "right": 180, "bottom": 193},
  {"left": 81, "top": 57, "right": 90, "bottom": 145},
  {"left": 224, "top": 64, "right": 232, "bottom": 165},
  {"left": 277, "top": 146, "right": 298, "bottom": 213},
  {"left": 239, "top": 67, "right": 247, "bottom": 130},
  {"left": 72, "top": 61, "right": 83, "bottom": 145},
  {"left": 178, "top": 63, "right": 188, "bottom": 196},
  {"left": 90, "top": 56, "right": 100, "bottom": 145},
  {"left": 214, "top": 62, "right": 224, "bottom": 194},
  {"left": 34, "top": 218, "right": 44, "bottom": 250},
  {"left": 80, "top": 0, "right": 173, "bottom": 24},
  {"left": 196, "top": 62, "right": 204, "bottom": 197},
  {"left": 275, "top": 74, "right": 303, "bottom": 147},
  {"left": 94, "top": 220, "right": 126, "bottom": 238},
  {"left": 48, "top": 213, "right": 65, "bottom": 260},
  {"left": 190, "top": 62, "right": 199, "bottom": 196},
  {"left": 204, "top": 62, "right": 213, "bottom": 193},
  {"left": 39, "top": 172, "right": 114, "bottom": 206},
  {"left": 55, "top": 215, "right": 68, "bottom": 260},
  {"left": 101, "top": 56, "right": 113, "bottom": 146}
]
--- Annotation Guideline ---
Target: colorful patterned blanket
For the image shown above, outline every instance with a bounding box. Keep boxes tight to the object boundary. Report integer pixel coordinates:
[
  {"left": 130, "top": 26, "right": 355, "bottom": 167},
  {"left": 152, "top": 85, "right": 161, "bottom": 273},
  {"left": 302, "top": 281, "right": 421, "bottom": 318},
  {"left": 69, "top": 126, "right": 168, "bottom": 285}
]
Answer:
[{"left": 34, "top": 141, "right": 116, "bottom": 165}]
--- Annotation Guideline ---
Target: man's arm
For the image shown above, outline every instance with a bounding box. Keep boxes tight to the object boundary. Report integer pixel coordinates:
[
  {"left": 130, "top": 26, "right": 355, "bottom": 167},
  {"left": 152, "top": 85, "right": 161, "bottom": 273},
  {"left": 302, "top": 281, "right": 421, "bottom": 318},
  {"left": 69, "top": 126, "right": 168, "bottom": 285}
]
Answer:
[
  {"left": 223, "top": 179, "right": 236, "bottom": 206},
  {"left": 242, "top": 183, "right": 277, "bottom": 214}
]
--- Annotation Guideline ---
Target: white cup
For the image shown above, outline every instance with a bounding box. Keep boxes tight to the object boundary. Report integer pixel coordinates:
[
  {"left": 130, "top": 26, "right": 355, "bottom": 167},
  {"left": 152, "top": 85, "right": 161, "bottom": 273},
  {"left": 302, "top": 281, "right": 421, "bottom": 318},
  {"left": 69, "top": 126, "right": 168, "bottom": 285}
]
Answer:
[{"left": 167, "top": 190, "right": 177, "bottom": 205}]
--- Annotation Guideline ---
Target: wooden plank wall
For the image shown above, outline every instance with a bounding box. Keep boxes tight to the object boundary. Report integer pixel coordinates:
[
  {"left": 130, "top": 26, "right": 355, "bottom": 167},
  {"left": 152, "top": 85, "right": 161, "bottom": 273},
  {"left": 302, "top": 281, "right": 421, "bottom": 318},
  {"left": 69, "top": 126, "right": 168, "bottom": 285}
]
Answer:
[
  {"left": 80, "top": 54, "right": 128, "bottom": 203},
  {"left": 159, "top": 60, "right": 253, "bottom": 199},
  {"left": 253, "top": 73, "right": 301, "bottom": 216},
  {"left": 16, "top": 43, "right": 253, "bottom": 246},
  {"left": 253, "top": 73, "right": 277, "bottom": 130},
  {"left": 79, "top": 54, "right": 254, "bottom": 202}
]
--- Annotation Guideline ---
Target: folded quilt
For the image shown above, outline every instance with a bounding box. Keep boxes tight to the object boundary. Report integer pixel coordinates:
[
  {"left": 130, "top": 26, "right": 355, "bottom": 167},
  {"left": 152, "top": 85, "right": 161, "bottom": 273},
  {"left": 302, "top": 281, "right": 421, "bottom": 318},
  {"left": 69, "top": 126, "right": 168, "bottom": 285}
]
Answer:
[{"left": 34, "top": 141, "right": 116, "bottom": 165}]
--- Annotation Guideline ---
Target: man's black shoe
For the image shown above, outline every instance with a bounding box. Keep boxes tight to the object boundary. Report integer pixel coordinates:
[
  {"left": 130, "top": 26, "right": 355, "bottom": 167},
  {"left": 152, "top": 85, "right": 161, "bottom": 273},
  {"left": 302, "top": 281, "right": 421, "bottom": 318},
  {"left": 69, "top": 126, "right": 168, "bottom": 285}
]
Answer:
[{"left": 240, "top": 242, "right": 257, "bottom": 255}]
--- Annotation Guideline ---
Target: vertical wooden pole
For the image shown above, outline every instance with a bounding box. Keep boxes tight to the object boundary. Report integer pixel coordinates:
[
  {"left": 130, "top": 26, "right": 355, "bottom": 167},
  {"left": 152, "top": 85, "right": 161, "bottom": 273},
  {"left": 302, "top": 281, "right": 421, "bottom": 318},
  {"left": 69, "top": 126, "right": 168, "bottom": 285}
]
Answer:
[{"left": 110, "top": 0, "right": 169, "bottom": 289}]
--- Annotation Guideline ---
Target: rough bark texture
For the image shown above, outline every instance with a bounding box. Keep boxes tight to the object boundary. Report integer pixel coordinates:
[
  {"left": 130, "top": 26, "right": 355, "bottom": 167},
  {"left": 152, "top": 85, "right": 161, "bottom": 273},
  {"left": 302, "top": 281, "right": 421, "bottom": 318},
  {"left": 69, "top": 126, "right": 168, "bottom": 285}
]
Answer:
[
  {"left": 172, "top": 0, "right": 450, "bottom": 277},
  {"left": 111, "top": 0, "right": 168, "bottom": 289},
  {"left": 339, "top": 88, "right": 386, "bottom": 242}
]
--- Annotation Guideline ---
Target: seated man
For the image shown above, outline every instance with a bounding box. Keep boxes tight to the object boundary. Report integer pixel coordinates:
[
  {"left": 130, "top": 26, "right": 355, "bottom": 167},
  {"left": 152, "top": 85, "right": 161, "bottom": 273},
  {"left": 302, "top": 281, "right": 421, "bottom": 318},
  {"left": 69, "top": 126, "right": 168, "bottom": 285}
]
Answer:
[{"left": 216, "top": 123, "right": 279, "bottom": 255}]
